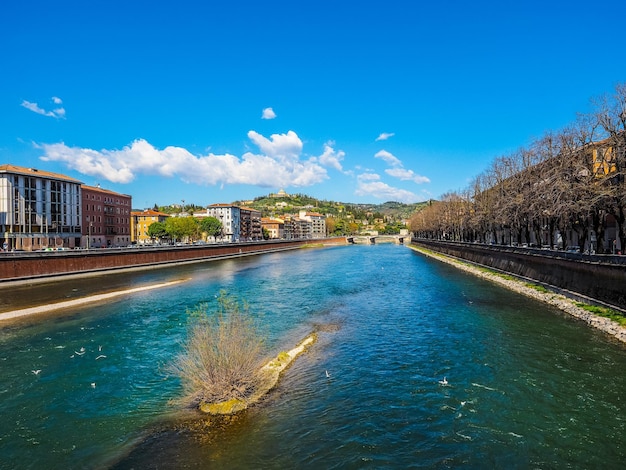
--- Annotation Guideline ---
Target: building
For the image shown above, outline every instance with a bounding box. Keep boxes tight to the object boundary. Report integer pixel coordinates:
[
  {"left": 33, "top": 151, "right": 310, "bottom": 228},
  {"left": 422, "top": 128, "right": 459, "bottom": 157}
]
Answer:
[
  {"left": 239, "top": 206, "right": 262, "bottom": 241},
  {"left": 81, "top": 185, "right": 132, "bottom": 248},
  {"left": 298, "top": 210, "right": 327, "bottom": 239},
  {"left": 131, "top": 209, "right": 170, "bottom": 244},
  {"left": 0, "top": 164, "right": 82, "bottom": 251},
  {"left": 269, "top": 189, "right": 290, "bottom": 198},
  {"left": 206, "top": 204, "right": 240, "bottom": 242},
  {"left": 261, "top": 217, "right": 284, "bottom": 239},
  {"left": 282, "top": 215, "right": 312, "bottom": 240}
]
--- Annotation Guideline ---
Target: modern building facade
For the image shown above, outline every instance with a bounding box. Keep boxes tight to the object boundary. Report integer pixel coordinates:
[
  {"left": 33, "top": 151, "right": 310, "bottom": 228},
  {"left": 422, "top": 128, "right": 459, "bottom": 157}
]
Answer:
[
  {"left": 81, "top": 185, "right": 132, "bottom": 248},
  {"left": 0, "top": 164, "right": 82, "bottom": 251}
]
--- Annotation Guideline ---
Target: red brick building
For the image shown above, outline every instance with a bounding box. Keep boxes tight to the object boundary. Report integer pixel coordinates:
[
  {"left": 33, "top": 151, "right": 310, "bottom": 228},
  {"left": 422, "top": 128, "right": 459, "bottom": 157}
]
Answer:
[{"left": 82, "top": 185, "right": 132, "bottom": 248}]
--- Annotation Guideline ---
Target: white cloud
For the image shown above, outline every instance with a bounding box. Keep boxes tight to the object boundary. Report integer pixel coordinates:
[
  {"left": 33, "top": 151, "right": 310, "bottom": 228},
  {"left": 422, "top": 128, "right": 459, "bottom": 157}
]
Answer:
[
  {"left": 262, "top": 107, "right": 276, "bottom": 119},
  {"left": 375, "top": 132, "right": 395, "bottom": 141},
  {"left": 374, "top": 149, "right": 430, "bottom": 184},
  {"left": 385, "top": 168, "right": 430, "bottom": 184},
  {"left": 247, "top": 130, "right": 303, "bottom": 160},
  {"left": 38, "top": 130, "right": 328, "bottom": 188},
  {"left": 317, "top": 141, "right": 345, "bottom": 171},
  {"left": 355, "top": 173, "right": 420, "bottom": 203},
  {"left": 374, "top": 149, "right": 402, "bottom": 167},
  {"left": 21, "top": 98, "right": 66, "bottom": 119}
]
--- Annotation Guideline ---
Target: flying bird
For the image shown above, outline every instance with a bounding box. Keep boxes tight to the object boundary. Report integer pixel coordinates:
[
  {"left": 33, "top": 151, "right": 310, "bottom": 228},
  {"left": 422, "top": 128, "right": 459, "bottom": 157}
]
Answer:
[
  {"left": 32, "top": 369, "right": 41, "bottom": 375},
  {"left": 439, "top": 377, "right": 449, "bottom": 386}
]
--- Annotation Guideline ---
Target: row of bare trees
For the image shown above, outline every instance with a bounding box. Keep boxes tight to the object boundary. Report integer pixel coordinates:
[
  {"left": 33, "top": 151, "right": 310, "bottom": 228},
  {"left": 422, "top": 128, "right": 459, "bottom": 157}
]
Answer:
[{"left": 410, "top": 83, "right": 626, "bottom": 254}]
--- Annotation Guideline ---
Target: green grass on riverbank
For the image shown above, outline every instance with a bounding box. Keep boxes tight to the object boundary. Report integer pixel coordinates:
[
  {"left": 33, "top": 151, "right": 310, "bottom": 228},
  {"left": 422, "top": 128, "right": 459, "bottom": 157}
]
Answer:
[{"left": 576, "top": 303, "right": 626, "bottom": 327}]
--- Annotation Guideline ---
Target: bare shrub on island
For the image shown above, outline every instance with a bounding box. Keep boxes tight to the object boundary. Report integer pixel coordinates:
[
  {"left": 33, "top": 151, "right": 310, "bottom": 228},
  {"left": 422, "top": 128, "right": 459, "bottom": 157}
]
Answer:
[{"left": 170, "top": 291, "right": 266, "bottom": 408}]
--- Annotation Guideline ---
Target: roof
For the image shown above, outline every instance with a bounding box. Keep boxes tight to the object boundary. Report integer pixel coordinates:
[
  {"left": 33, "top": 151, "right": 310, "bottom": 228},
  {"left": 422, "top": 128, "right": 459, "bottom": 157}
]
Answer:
[
  {"left": 82, "top": 184, "right": 131, "bottom": 198},
  {"left": 131, "top": 209, "right": 170, "bottom": 217},
  {"left": 0, "top": 164, "right": 83, "bottom": 184},
  {"left": 239, "top": 206, "right": 261, "bottom": 213}
]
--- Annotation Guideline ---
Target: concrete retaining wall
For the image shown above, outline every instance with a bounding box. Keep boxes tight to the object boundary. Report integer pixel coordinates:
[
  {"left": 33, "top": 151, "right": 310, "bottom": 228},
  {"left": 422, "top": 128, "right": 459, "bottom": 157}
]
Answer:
[
  {"left": 0, "top": 238, "right": 347, "bottom": 282},
  {"left": 412, "top": 239, "right": 626, "bottom": 309}
]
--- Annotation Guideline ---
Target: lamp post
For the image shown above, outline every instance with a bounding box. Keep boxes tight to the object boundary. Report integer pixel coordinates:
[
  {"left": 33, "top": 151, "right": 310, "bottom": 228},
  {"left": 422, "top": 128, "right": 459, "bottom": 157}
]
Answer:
[{"left": 87, "top": 221, "right": 92, "bottom": 250}]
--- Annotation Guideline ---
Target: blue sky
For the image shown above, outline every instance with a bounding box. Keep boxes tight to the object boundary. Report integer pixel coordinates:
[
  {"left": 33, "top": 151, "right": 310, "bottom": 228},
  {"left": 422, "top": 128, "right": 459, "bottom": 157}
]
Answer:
[{"left": 2, "top": 1, "right": 625, "bottom": 208}]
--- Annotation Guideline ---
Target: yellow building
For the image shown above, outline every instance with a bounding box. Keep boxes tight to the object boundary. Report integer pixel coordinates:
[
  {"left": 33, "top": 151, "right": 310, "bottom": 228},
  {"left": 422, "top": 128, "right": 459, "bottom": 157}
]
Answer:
[{"left": 130, "top": 209, "right": 169, "bottom": 244}]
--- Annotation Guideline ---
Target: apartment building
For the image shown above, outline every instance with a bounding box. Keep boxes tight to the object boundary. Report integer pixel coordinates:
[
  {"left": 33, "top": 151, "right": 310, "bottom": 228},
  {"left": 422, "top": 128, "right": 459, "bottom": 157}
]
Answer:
[
  {"left": 206, "top": 203, "right": 240, "bottom": 242},
  {"left": 81, "top": 185, "right": 132, "bottom": 248},
  {"left": 298, "top": 210, "right": 327, "bottom": 239},
  {"left": 131, "top": 209, "right": 170, "bottom": 244},
  {"left": 261, "top": 217, "right": 284, "bottom": 239},
  {"left": 240, "top": 206, "right": 262, "bottom": 241}
]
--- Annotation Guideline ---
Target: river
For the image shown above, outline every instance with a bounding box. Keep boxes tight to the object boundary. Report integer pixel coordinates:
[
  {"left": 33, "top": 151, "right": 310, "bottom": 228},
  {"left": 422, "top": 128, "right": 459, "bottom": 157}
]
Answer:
[{"left": 1, "top": 244, "right": 625, "bottom": 469}]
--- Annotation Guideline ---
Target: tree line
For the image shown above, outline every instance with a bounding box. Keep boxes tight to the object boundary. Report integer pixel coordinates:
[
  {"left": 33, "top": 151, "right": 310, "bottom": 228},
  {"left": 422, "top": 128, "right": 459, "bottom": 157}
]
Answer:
[
  {"left": 148, "top": 216, "right": 223, "bottom": 244},
  {"left": 409, "top": 83, "right": 626, "bottom": 254}
]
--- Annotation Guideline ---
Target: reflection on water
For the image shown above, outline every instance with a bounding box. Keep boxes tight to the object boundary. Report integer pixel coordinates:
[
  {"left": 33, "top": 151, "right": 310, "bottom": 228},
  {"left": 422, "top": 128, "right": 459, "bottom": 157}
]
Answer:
[{"left": 2, "top": 245, "right": 626, "bottom": 469}]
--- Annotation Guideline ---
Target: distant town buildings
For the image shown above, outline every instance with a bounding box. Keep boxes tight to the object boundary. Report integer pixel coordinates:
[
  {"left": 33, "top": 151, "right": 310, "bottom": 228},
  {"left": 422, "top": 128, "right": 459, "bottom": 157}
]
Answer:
[{"left": 1, "top": 163, "right": 328, "bottom": 251}]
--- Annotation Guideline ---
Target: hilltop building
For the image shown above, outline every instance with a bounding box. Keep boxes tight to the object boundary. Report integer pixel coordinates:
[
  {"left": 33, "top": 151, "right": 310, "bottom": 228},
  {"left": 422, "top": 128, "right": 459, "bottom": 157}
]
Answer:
[{"left": 269, "top": 189, "right": 290, "bottom": 198}]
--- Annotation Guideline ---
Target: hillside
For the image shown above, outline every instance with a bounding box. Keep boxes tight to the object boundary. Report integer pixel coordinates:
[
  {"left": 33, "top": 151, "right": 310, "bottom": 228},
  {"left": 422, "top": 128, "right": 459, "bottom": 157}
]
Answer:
[{"left": 234, "top": 193, "right": 428, "bottom": 223}]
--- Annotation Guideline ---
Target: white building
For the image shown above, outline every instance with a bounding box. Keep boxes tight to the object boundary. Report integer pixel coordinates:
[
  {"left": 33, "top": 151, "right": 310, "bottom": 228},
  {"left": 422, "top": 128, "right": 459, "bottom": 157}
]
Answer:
[
  {"left": 206, "top": 203, "right": 240, "bottom": 242},
  {"left": 0, "top": 164, "right": 82, "bottom": 251},
  {"left": 298, "top": 210, "right": 326, "bottom": 239}
]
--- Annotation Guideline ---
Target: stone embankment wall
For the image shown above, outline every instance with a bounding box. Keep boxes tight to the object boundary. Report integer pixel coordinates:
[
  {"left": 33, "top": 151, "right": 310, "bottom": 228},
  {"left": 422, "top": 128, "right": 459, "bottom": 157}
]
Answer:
[
  {"left": 0, "top": 238, "right": 347, "bottom": 282},
  {"left": 412, "top": 239, "right": 626, "bottom": 310}
]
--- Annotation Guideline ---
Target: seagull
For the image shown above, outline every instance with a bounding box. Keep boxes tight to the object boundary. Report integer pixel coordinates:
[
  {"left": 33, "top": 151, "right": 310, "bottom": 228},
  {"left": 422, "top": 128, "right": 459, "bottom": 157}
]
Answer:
[
  {"left": 91, "top": 382, "right": 96, "bottom": 388},
  {"left": 98, "top": 345, "right": 102, "bottom": 352},
  {"left": 325, "top": 370, "right": 331, "bottom": 378},
  {"left": 439, "top": 377, "right": 449, "bottom": 386},
  {"left": 32, "top": 369, "right": 41, "bottom": 375},
  {"left": 95, "top": 355, "right": 107, "bottom": 360},
  {"left": 75, "top": 347, "right": 86, "bottom": 356}
]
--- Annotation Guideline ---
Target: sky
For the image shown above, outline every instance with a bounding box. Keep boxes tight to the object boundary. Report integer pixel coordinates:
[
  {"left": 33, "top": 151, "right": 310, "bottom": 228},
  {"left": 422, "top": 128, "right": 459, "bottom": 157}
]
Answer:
[{"left": 1, "top": 0, "right": 625, "bottom": 208}]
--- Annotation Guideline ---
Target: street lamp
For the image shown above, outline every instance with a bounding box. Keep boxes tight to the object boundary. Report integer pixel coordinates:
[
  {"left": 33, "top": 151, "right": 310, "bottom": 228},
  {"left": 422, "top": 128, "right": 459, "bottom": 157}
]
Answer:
[{"left": 87, "top": 221, "right": 93, "bottom": 250}]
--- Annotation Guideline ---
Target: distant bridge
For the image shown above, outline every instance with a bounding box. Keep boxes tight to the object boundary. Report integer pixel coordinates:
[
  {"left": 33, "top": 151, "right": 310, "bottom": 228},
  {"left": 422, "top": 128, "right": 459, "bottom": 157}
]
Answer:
[{"left": 346, "top": 235, "right": 406, "bottom": 245}]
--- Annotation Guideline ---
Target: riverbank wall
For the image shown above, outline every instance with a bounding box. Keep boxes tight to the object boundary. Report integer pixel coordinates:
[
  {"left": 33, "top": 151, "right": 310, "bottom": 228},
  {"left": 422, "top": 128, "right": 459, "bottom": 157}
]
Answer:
[
  {"left": 411, "top": 238, "right": 626, "bottom": 310},
  {"left": 0, "top": 237, "right": 347, "bottom": 283}
]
